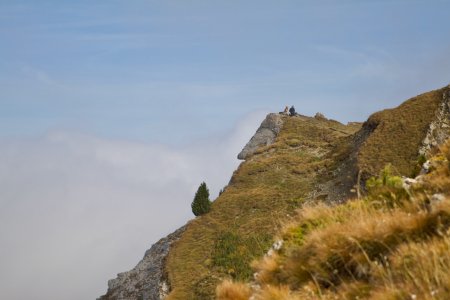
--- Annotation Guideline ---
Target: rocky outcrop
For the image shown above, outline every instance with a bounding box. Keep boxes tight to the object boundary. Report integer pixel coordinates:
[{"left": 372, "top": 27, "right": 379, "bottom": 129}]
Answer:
[
  {"left": 419, "top": 85, "right": 450, "bottom": 157},
  {"left": 237, "top": 113, "right": 283, "bottom": 160},
  {"left": 98, "top": 226, "right": 186, "bottom": 300},
  {"left": 314, "top": 112, "right": 327, "bottom": 120}
]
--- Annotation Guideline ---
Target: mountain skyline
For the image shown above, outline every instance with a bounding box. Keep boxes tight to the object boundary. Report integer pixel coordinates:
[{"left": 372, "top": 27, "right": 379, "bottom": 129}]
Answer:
[{"left": 1, "top": 1, "right": 450, "bottom": 299}]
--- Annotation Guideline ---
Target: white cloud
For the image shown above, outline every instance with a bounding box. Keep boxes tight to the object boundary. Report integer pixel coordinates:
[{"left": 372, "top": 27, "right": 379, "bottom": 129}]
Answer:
[{"left": 0, "top": 110, "right": 268, "bottom": 300}]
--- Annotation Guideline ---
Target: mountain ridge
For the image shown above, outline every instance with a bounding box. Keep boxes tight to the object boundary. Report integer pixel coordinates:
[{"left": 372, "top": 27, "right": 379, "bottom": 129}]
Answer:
[{"left": 99, "top": 84, "right": 450, "bottom": 300}]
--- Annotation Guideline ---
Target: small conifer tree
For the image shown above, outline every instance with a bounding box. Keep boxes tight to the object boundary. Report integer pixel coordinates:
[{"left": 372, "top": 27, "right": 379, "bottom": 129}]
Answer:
[{"left": 191, "top": 182, "right": 211, "bottom": 216}]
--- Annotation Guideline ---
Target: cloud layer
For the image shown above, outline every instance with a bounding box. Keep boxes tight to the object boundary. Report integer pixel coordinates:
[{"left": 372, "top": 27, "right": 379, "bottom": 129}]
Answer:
[{"left": 0, "top": 111, "right": 267, "bottom": 300}]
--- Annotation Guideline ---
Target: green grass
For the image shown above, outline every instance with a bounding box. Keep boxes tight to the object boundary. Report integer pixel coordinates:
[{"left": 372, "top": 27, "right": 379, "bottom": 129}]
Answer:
[{"left": 212, "top": 231, "right": 272, "bottom": 280}]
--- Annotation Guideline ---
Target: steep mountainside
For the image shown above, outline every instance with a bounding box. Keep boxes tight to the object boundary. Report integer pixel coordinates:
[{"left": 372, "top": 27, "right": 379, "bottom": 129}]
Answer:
[
  {"left": 166, "top": 114, "right": 361, "bottom": 299},
  {"left": 218, "top": 118, "right": 450, "bottom": 299},
  {"left": 99, "top": 85, "right": 449, "bottom": 300},
  {"left": 218, "top": 139, "right": 450, "bottom": 299}
]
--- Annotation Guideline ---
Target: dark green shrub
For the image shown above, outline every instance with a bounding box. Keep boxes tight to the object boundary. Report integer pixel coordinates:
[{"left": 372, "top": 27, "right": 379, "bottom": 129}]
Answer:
[{"left": 191, "top": 182, "right": 211, "bottom": 216}]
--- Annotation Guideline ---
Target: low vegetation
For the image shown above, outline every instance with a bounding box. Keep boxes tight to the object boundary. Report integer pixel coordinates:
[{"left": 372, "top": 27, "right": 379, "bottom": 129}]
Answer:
[{"left": 217, "top": 140, "right": 450, "bottom": 300}]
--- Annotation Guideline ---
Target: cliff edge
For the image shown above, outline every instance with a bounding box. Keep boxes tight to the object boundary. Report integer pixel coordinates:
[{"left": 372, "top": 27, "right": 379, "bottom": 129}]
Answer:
[{"left": 237, "top": 113, "right": 284, "bottom": 160}]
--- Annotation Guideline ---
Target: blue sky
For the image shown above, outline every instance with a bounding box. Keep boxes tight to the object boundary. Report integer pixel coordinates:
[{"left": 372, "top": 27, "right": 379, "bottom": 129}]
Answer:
[
  {"left": 1, "top": 1, "right": 450, "bottom": 299},
  {"left": 2, "top": 0, "right": 449, "bottom": 143}
]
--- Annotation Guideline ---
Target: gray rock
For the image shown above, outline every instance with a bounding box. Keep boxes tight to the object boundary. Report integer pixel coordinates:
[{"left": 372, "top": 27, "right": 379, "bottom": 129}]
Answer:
[
  {"left": 418, "top": 86, "right": 450, "bottom": 157},
  {"left": 420, "top": 160, "right": 432, "bottom": 175},
  {"left": 402, "top": 177, "right": 418, "bottom": 190},
  {"left": 237, "top": 113, "right": 284, "bottom": 160},
  {"left": 98, "top": 225, "right": 186, "bottom": 300},
  {"left": 314, "top": 112, "right": 326, "bottom": 120},
  {"left": 431, "top": 193, "right": 446, "bottom": 202}
]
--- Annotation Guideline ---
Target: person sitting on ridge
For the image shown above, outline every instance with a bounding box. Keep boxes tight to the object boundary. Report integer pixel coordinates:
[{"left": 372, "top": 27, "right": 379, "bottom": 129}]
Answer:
[
  {"left": 283, "top": 106, "right": 289, "bottom": 115},
  {"left": 289, "top": 105, "right": 296, "bottom": 116}
]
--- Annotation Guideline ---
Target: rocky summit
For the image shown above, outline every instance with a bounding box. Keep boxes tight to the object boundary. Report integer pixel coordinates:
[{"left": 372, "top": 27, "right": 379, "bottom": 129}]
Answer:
[
  {"left": 237, "top": 113, "right": 284, "bottom": 160},
  {"left": 99, "top": 85, "right": 450, "bottom": 300}
]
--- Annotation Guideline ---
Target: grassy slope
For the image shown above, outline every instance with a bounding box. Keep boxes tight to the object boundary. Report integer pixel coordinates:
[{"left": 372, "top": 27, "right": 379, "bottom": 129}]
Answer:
[
  {"left": 218, "top": 140, "right": 450, "bottom": 300},
  {"left": 215, "top": 88, "right": 450, "bottom": 300},
  {"left": 168, "top": 87, "right": 446, "bottom": 299},
  {"left": 166, "top": 115, "right": 360, "bottom": 299},
  {"left": 358, "top": 88, "right": 442, "bottom": 179}
]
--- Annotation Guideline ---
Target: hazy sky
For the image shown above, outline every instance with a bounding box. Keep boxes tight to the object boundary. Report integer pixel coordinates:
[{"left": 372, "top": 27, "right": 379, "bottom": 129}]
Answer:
[{"left": 1, "top": 1, "right": 450, "bottom": 299}]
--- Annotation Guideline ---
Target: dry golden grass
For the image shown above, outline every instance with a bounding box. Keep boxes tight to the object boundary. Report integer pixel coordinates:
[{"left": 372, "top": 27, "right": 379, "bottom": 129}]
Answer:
[
  {"left": 216, "top": 280, "right": 251, "bottom": 300},
  {"left": 254, "top": 285, "right": 296, "bottom": 300},
  {"left": 219, "top": 139, "right": 450, "bottom": 300},
  {"left": 369, "top": 236, "right": 450, "bottom": 299},
  {"left": 281, "top": 199, "right": 450, "bottom": 288},
  {"left": 358, "top": 88, "right": 443, "bottom": 179}
]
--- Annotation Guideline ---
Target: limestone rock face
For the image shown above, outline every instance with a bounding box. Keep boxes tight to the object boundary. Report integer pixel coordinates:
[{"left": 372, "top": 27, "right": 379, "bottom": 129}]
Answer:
[
  {"left": 237, "top": 113, "right": 284, "bottom": 160},
  {"left": 98, "top": 226, "right": 186, "bottom": 300},
  {"left": 419, "top": 85, "right": 450, "bottom": 156}
]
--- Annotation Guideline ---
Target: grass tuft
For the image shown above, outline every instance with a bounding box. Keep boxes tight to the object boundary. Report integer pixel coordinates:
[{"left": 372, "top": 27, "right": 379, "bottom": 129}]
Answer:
[{"left": 216, "top": 280, "right": 251, "bottom": 300}]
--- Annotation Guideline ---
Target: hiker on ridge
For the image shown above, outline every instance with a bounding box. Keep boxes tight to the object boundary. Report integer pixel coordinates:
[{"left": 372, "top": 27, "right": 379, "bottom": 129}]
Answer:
[
  {"left": 283, "top": 106, "right": 289, "bottom": 115},
  {"left": 289, "top": 105, "right": 296, "bottom": 116}
]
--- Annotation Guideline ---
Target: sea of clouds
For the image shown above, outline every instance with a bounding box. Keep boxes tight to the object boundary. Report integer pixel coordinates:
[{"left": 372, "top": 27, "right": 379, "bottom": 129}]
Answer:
[{"left": 0, "top": 111, "right": 267, "bottom": 300}]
